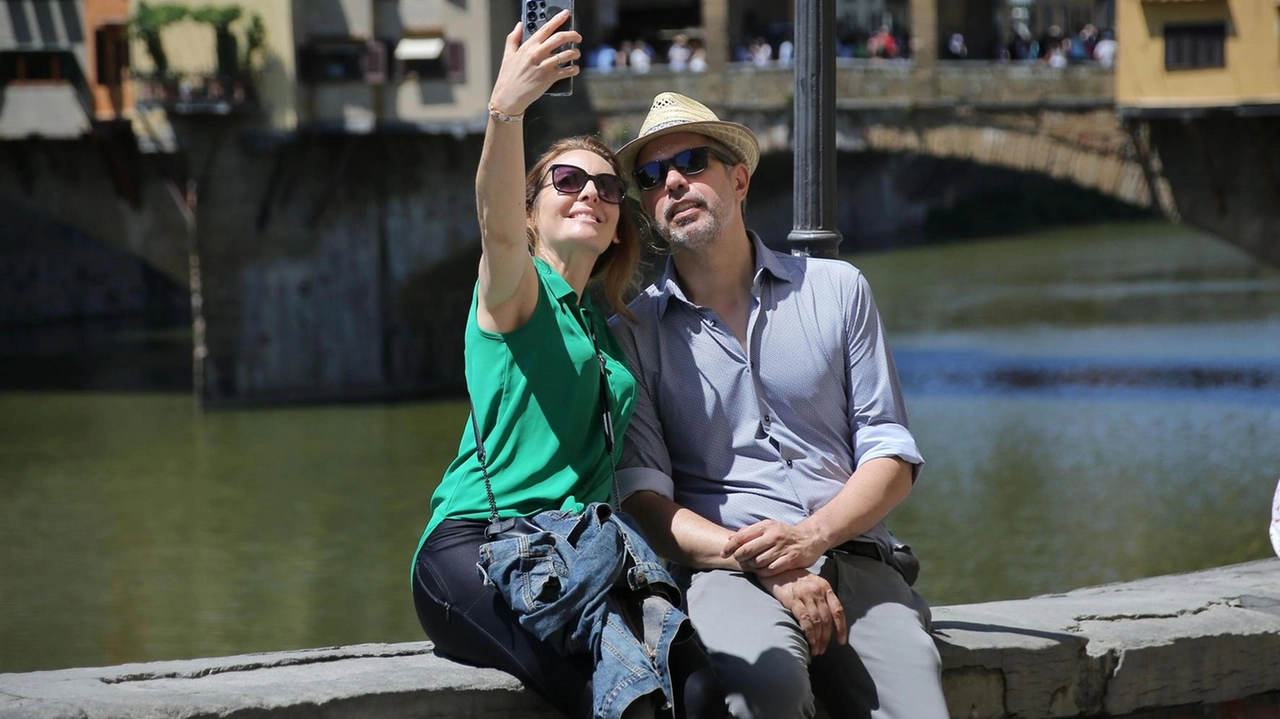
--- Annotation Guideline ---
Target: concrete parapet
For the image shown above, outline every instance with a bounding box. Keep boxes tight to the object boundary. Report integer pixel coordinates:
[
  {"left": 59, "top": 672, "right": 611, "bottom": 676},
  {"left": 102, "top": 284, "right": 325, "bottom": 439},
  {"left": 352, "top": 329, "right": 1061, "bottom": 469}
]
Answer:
[
  {"left": 2, "top": 559, "right": 1278, "bottom": 719},
  {"left": 584, "top": 62, "right": 1114, "bottom": 120},
  {"left": 934, "top": 558, "right": 1280, "bottom": 718}
]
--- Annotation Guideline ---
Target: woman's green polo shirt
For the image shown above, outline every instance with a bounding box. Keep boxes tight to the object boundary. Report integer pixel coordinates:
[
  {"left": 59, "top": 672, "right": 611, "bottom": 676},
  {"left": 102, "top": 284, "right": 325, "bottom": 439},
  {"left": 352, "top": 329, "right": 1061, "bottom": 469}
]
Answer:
[{"left": 416, "top": 258, "right": 637, "bottom": 553}]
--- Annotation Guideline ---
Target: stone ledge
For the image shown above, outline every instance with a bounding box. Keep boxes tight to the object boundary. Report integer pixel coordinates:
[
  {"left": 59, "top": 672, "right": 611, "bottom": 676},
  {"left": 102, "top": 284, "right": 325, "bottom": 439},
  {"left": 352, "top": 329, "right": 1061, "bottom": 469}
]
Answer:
[
  {"left": 933, "top": 558, "right": 1280, "bottom": 718},
  {"left": 2, "top": 559, "right": 1277, "bottom": 719}
]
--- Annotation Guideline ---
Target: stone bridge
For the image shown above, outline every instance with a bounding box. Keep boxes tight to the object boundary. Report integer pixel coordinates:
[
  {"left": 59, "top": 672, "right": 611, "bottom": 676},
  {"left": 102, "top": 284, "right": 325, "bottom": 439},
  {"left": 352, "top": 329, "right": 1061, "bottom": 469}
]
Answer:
[
  {"left": 6, "top": 61, "right": 1269, "bottom": 405},
  {"left": 2, "top": 61, "right": 1143, "bottom": 293},
  {"left": 3, "top": 61, "right": 1146, "bottom": 300},
  {"left": 586, "top": 61, "right": 1164, "bottom": 212}
]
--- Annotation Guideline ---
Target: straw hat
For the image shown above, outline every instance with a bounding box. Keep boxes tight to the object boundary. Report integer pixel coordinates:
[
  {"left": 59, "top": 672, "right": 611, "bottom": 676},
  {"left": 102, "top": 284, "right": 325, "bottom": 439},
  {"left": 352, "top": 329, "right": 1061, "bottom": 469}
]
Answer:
[{"left": 615, "top": 92, "right": 760, "bottom": 182}]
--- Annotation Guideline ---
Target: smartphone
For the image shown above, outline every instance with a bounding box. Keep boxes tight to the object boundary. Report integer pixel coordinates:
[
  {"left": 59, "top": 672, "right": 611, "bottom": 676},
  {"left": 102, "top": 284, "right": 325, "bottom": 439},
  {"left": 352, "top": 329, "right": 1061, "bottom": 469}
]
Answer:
[{"left": 521, "top": 0, "right": 574, "bottom": 96}]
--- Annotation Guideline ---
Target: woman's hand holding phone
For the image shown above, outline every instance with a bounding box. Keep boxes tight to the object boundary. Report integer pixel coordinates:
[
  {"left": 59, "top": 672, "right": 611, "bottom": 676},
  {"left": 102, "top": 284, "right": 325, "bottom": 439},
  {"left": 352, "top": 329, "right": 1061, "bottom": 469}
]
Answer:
[{"left": 490, "top": 10, "right": 580, "bottom": 117}]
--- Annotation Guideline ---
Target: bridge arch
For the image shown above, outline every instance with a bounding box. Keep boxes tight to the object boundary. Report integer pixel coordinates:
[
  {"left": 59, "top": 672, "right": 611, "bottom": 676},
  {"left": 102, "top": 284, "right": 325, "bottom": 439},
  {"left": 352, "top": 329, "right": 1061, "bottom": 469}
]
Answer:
[
  {"left": 839, "top": 111, "right": 1166, "bottom": 211},
  {"left": 588, "top": 63, "right": 1175, "bottom": 214},
  {"left": 0, "top": 136, "right": 190, "bottom": 286}
]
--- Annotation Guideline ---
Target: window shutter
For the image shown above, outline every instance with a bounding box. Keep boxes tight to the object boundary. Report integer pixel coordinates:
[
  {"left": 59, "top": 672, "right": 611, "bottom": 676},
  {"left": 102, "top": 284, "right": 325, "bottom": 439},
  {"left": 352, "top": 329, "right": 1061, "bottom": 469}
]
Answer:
[
  {"left": 1164, "top": 23, "right": 1225, "bottom": 70},
  {"left": 117, "top": 29, "right": 130, "bottom": 70},
  {"left": 95, "top": 27, "right": 110, "bottom": 84},
  {"left": 445, "top": 39, "right": 465, "bottom": 84},
  {"left": 95, "top": 25, "right": 128, "bottom": 85},
  {"left": 297, "top": 45, "right": 315, "bottom": 82},
  {"left": 364, "top": 40, "right": 387, "bottom": 85}
]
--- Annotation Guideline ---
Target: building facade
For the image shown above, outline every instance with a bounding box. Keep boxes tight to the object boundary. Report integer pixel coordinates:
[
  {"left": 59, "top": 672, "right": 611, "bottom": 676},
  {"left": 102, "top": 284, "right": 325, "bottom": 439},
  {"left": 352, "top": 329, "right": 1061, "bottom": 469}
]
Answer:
[
  {"left": 291, "top": 0, "right": 507, "bottom": 135},
  {"left": 0, "top": 0, "right": 132, "bottom": 139},
  {"left": 1115, "top": 0, "right": 1280, "bottom": 113},
  {"left": 1115, "top": 0, "right": 1280, "bottom": 270},
  {"left": 127, "top": 0, "right": 510, "bottom": 136}
]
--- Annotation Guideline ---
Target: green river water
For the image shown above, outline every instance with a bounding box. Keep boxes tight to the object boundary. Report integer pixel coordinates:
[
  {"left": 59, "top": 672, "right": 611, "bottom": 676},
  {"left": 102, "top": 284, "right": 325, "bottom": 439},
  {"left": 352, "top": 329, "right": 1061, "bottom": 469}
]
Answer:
[{"left": 2, "top": 220, "right": 1278, "bottom": 673}]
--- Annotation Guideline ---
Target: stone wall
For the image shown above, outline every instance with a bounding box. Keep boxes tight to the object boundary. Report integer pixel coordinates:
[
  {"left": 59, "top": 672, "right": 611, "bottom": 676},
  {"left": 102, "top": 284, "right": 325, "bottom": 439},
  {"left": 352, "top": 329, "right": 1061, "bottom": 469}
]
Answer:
[
  {"left": 0, "top": 199, "right": 150, "bottom": 326},
  {"left": 2, "top": 560, "right": 1277, "bottom": 719},
  {"left": 1133, "top": 115, "right": 1280, "bottom": 269},
  {"left": 0, "top": 137, "right": 190, "bottom": 285},
  {"left": 584, "top": 61, "right": 1115, "bottom": 120},
  {"left": 185, "top": 126, "right": 487, "bottom": 405}
]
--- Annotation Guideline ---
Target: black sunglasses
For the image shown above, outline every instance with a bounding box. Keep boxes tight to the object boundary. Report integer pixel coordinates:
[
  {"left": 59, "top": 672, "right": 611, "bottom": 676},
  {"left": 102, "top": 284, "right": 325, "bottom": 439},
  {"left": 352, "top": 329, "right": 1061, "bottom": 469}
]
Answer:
[
  {"left": 631, "top": 146, "right": 739, "bottom": 191},
  {"left": 546, "top": 164, "right": 627, "bottom": 205}
]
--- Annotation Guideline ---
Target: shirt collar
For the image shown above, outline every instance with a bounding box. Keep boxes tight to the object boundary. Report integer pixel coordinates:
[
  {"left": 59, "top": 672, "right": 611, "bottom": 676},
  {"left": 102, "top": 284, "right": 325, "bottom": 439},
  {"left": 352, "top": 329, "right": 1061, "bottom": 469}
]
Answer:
[
  {"left": 534, "top": 255, "right": 603, "bottom": 331},
  {"left": 654, "top": 230, "right": 797, "bottom": 317},
  {"left": 534, "top": 256, "right": 581, "bottom": 304}
]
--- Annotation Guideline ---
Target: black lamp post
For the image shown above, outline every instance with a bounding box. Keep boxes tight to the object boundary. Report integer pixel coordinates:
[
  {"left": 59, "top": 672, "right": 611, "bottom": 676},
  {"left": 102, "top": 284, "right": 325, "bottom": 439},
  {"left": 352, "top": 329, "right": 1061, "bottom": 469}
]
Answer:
[{"left": 787, "top": 0, "right": 841, "bottom": 258}]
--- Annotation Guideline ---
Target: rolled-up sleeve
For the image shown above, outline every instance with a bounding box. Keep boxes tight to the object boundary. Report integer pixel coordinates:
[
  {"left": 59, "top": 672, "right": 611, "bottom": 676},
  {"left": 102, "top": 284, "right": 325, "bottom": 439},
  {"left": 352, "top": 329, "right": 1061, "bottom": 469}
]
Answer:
[
  {"left": 616, "top": 466, "right": 675, "bottom": 502},
  {"left": 855, "top": 423, "right": 923, "bottom": 482},
  {"left": 844, "top": 272, "right": 924, "bottom": 481}
]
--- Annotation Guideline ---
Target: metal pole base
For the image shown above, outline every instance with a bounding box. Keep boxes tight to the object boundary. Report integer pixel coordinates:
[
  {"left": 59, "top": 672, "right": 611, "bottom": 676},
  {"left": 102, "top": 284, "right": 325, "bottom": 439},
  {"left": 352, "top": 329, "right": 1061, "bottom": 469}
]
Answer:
[{"left": 786, "top": 229, "right": 842, "bottom": 258}]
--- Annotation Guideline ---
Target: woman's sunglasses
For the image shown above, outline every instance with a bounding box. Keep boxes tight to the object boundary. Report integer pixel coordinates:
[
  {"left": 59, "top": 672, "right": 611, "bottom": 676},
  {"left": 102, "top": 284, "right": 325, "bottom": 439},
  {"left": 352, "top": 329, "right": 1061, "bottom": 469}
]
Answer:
[
  {"left": 631, "top": 146, "right": 739, "bottom": 191},
  {"left": 546, "top": 165, "right": 627, "bottom": 205}
]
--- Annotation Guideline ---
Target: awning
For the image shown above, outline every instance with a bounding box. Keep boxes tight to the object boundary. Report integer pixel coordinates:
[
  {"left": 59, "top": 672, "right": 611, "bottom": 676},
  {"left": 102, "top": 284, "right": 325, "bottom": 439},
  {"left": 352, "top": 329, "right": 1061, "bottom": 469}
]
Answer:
[
  {"left": 0, "top": 0, "right": 79, "bottom": 47},
  {"left": 394, "top": 38, "right": 445, "bottom": 61},
  {"left": 0, "top": 85, "right": 91, "bottom": 139}
]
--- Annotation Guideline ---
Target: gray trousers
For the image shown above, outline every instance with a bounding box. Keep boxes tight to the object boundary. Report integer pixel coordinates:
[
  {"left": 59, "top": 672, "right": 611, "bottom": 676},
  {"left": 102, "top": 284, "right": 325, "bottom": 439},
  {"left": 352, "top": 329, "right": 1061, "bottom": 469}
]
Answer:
[{"left": 684, "top": 553, "right": 948, "bottom": 719}]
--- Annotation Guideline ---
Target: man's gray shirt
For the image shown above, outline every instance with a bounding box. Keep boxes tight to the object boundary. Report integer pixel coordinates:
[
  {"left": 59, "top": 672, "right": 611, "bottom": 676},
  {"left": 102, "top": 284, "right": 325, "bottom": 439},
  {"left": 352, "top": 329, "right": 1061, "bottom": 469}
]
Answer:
[{"left": 609, "top": 232, "right": 922, "bottom": 553}]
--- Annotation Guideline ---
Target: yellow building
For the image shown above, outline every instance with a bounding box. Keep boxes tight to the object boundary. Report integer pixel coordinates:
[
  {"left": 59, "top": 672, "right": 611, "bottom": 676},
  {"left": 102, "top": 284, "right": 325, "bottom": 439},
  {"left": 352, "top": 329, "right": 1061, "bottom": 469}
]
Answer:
[{"left": 1116, "top": 0, "right": 1280, "bottom": 113}]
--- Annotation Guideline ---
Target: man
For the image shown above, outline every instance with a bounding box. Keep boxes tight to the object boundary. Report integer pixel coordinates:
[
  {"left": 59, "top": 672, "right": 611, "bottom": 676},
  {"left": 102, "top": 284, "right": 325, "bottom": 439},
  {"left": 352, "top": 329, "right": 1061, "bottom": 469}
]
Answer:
[{"left": 608, "top": 93, "right": 948, "bottom": 719}]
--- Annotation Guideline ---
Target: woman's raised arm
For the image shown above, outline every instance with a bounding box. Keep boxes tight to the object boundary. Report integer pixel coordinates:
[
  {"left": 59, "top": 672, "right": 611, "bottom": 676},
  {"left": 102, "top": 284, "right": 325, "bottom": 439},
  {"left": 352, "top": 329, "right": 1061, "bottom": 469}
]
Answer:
[{"left": 475, "top": 12, "right": 580, "bottom": 333}]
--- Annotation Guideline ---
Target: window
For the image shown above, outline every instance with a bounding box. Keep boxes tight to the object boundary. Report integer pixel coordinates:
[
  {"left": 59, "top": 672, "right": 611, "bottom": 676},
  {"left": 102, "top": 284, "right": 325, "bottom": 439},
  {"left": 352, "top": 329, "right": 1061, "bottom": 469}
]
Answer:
[
  {"left": 396, "top": 37, "right": 446, "bottom": 78},
  {"left": 1165, "top": 23, "right": 1225, "bottom": 70},
  {"left": 95, "top": 24, "right": 130, "bottom": 85},
  {"left": 394, "top": 36, "right": 465, "bottom": 83},
  {"left": 298, "top": 41, "right": 388, "bottom": 83},
  {"left": 0, "top": 51, "right": 73, "bottom": 84},
  {"left": 445, "top": 40, "right": 465, "bottom": 83}
]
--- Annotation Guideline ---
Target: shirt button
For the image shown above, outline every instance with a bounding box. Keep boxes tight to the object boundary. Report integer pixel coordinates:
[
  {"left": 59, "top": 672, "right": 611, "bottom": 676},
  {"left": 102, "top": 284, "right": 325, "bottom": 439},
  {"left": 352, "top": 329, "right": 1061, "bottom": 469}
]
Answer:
[
  {"left": 785, "top": 458, "right": 793, "bottom": 468},
  {"left": 763, "top": 414, "right": 771, "bottom": 426}
]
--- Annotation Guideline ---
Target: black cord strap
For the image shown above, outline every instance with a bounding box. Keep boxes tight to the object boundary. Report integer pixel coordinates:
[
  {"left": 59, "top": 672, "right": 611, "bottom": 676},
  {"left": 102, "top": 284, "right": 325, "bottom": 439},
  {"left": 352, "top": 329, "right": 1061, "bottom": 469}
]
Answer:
[{"left": 469, "top": 310, "right": 619, "bottom": 529}]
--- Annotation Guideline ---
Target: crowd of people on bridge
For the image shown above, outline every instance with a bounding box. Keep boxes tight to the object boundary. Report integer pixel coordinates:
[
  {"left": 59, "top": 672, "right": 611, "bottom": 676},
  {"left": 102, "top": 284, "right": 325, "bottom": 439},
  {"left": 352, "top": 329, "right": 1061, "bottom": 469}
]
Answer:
[
  {"left": 591, "top": 35, "right": 710, "bottom": 73},
  {"left": 585, "top": 18, "right": 914, "bottom": 74},
  {"left": 586, "top": 17, "right": 1116, "bottom": 74},
  {"left": 920, "top": 20, "right": 1120, "bottom": 65},
  {"left": 988, "top": 22, "right": 1117, "bottom": 66}
]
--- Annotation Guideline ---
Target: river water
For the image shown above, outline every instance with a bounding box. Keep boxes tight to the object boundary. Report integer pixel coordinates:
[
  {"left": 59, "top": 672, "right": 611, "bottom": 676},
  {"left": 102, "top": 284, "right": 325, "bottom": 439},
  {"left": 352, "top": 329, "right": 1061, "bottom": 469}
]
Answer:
[{"left": 2, "top": 220, "right": 1278, "bottom": 674}]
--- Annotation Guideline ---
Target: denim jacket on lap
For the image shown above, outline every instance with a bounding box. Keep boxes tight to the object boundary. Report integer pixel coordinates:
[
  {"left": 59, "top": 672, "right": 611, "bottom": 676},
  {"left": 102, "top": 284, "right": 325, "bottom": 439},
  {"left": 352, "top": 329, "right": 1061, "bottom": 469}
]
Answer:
[{"left": 477, "top": 503, "right": 689, "bottom": 719}]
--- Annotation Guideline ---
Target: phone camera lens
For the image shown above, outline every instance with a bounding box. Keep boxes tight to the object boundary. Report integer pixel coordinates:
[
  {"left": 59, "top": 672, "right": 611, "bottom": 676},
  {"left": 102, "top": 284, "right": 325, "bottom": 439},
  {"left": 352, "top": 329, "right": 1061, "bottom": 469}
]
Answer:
[
  {"left": 525, "top": 21, "right": 537, "bottom": 32},
  {"left": 526, "top": 10, "right": 537, "bottom": 20}
]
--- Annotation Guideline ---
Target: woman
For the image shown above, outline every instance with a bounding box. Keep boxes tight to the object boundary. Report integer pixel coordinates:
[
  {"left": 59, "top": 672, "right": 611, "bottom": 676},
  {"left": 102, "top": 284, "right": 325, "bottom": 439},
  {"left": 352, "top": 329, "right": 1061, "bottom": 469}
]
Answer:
[{"left": 410, "top": 13, "right": 724, "bottom": 719}]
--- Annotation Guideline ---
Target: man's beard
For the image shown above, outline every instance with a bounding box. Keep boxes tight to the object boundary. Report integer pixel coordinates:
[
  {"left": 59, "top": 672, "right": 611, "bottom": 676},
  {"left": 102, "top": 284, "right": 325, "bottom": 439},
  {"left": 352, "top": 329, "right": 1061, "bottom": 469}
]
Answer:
[{"left": 657, "top": 192, "right": 726, "bottom": 252}]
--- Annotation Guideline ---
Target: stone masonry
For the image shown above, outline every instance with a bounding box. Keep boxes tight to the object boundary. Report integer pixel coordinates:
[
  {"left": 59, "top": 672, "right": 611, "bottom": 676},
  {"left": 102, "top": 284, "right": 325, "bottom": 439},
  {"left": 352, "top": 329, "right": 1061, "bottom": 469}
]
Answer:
[{"left": 2, "top": 559, "right": 1278, "bottom": 719}]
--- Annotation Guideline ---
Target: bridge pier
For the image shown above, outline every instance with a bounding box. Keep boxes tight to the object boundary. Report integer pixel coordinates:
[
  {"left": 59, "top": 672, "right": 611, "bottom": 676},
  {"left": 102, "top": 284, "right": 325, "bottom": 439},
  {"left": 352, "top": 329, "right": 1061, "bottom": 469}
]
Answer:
[
  {"left": 909, "top": 0, "right": 939, "bottom": 101},
  {"left": 6, "top": 60, "right": 1276, "bottom": 404},
  {"left": 179, "top": 129, "right": 484, "bottom": 406},
  {"left": 1124, "top": 114, "right": 1280, "bottom": 269}
]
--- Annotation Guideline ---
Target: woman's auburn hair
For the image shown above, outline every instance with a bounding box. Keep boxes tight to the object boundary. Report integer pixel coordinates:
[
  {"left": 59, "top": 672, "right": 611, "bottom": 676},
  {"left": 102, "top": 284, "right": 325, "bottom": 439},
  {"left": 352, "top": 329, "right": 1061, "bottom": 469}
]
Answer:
[{"left": 524, "top": 135, "right": 640, "bottom": 323}]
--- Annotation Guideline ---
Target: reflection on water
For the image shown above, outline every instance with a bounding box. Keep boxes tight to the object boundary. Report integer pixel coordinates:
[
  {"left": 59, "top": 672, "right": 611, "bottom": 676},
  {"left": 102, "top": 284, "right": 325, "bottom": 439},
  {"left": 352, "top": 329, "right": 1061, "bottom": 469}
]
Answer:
[
  {"left": 859, "top": 222, "right": 1280, "bottom": 606},
  {"left": 2, "top": 221, "right": 1278, "bottom": 673}
]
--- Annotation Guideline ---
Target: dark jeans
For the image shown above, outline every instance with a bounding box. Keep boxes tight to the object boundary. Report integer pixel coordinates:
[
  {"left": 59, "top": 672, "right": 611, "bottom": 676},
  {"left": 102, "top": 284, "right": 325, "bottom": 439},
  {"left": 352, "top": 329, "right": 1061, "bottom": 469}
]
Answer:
[{"left": 412, "top": 519, "right": 727, "bottom": 719}]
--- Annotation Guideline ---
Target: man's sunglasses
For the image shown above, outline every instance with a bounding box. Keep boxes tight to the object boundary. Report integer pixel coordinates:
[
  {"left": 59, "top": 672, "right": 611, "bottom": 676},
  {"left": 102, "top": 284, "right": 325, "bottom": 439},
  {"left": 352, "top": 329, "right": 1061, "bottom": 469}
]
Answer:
[
  {"left": 631, "top": 146, "right": 739, "bottom": 191},
  {"left": 546, "top": 164, "right": 627, "bottom": 205}
]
